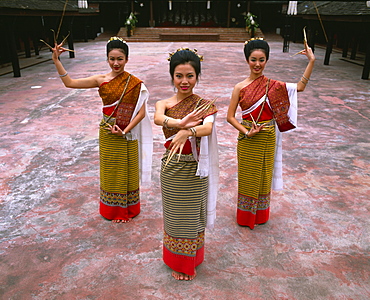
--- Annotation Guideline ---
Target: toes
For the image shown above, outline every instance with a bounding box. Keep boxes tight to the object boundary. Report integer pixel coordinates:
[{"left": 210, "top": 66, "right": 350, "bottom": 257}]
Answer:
[
  {"left": 188, "top": 270, "right": 197, "bottom": 281},
  {"left": 172, "top": 271, "right": 180, "bottom": 280},
  {"left": 112, "top": 218, "right": 132, "bottom": 223},
  {"left": 172, "top": 271, "right": 186, "bottom": 280},
  {"left": 171, "top": 271, "right": 196, "bottom": 281}
]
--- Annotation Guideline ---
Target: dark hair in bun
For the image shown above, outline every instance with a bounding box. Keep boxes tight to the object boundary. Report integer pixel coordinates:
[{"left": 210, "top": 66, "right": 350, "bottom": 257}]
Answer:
[
  {"left": 106, "top": 37, "right": 129, "bottom": 58},
  {"left": 169, "top": 49, "right": 202, "bottom": 80},
  {"left": 244, "top": 38, "right": 270, "bottom": 61}
]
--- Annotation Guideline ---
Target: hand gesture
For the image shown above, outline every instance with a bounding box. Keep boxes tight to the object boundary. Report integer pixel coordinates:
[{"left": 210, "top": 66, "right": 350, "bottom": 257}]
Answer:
[
  {"left": 178, "top": 109, "right": 205, "bottom": 128},
  {"left": 301, "top": 41, "right": 315, "bottom": 62},
  {"left": 52, "top": 42, "right": 68, "bottom": 60},
  {"left": 178, "top": 98, "right": 216, "bottom": 128},
  {"left": 164, "top": 129, "right": 190, "bottom": 167},
  {"left": 247, "top": 122, "right": 266, "bottom": 138},
  {"left": 105, "top": 124, "right": 125, "bottom": 137}
]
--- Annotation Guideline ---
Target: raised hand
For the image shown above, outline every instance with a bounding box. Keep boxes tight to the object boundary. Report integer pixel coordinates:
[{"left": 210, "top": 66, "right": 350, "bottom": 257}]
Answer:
[
  {"left": 178, "top": 109, "right": 205, "bottom": 128},
  {"left": 301, "top": 40, "right": 315, "bottom": 62},
  {"left": 178, "top": 98, "right": 216, "bottom": 128},
  {"left": 51, "top": 42, "right": 68, "bottom": 60}
]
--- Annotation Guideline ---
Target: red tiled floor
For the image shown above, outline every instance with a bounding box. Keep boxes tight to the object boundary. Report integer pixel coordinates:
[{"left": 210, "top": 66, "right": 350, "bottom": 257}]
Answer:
[{"left": 0, "top": 34, "right": 369, "bottom": 300}]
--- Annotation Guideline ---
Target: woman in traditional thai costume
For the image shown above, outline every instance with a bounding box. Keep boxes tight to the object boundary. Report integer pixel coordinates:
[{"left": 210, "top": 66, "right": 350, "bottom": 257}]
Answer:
[
  {"left": 154, "top": 49, "right": 219, "bottom": 280},
  {"left": 51, "top": 37, "right": 152, "bottom": 223},
  {"left": 227, "top": 38, "right": 315, "bottom": 229}
]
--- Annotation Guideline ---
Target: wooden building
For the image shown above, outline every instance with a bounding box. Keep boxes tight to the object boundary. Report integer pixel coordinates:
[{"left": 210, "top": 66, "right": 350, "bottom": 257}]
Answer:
[
  {"left": 0, "top": 0, "right": 99, "bottom": 76},
  {"left": 1, "top": 1, "right": 369, "bottom": 79},
  {"left": 291, "top": 1, "right": 370, "bottom": 79},
  {"left": 90, "top": 0, "right": 285, "bottom": 32}
]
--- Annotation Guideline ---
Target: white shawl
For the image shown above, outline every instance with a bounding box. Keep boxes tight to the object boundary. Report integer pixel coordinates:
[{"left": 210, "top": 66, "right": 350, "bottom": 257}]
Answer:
[
  {"left": 129, "top": 83, "right": 153, "bottom": 184},
  {"left": 192, "top": 114, "right": 219, "bottom": 229}
]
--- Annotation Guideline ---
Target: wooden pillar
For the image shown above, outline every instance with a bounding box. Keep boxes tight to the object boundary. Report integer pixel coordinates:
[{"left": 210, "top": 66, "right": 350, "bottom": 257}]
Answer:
[
  {"left": 324, "top": 31, "right": 333, "bottom": 65},
  {"left": 362, "top": 31, "right": 370, "bottom": 80},
  {"left": 23, "top": 35, "right": 31, "bottom": 58},
  {"left": 68, "top": 17, "right": 75, "bottom": 59},
  {"left": 9, "top": 29, "right": 21, "bottom": 77},
  {"left": 283, "top": 15, "right": 291, "bottom": 52},
  {"left": 308, "top": 23, "right": 316, "bottom": 53},
  {"left": 84, "top": 17, "right": 88, "bottom": 42},
  {"left": 33, "top": 36, "right": 40, "bottom": 56},
  {"left": 342, "top": 27, "right": 350, "bottom": 58},
  {"left": 350, "top": 36, "right": 358, "bottom": 60},
  {"left": 342, "top": 39, "right": 349, "bottom": 58},
  {"left": 149, "top": 0, "right": 154, "bottom": 27},
  {"left": 227, "top": 0, "right": 231, "bottom": 28}
]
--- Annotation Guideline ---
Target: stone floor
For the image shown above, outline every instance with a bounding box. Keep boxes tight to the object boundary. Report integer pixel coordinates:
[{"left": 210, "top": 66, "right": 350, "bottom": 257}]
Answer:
[{"left": 0, "top": 33, "right": 369, "bottom": 300}]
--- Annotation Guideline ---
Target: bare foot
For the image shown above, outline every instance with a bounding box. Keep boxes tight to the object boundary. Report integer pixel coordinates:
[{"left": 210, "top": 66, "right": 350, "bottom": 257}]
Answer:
[
  {"left": 171, "top": 270, "right": 196, "bottom": 281},
  {"left": 185, "top": 270, "right": 197, "bottom": 281},
  {"left": 172, "top": 271, "right": 183, "bottom": 280},
  {"left": 112, "top": 218, "right": 132, "bottom": 223}
]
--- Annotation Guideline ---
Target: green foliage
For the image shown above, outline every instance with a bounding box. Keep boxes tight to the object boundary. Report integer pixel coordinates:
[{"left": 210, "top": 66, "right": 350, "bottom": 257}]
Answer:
[
  {"left": 125, "top": 12, "right": 138, "bottom": 28},
  {"left": 245, "top": 12, "right": 259, "bottom": 31}
]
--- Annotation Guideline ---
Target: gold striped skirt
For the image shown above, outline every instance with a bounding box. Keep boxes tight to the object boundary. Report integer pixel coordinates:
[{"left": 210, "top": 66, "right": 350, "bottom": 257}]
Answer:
[
  {"left": 99, "top": 121, "right": 139, "bottom": 220},
  {"left": 160, "top": 152, "right": 208, "bottom": 239},
  {"left": 237, "top": 120, "right": 276, "bottom": 226}
]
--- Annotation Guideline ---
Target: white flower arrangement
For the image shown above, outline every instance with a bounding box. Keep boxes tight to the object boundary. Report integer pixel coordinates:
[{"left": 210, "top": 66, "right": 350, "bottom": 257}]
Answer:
[{"left": 245, "top": 12, "right": 259, "bottom": 35}]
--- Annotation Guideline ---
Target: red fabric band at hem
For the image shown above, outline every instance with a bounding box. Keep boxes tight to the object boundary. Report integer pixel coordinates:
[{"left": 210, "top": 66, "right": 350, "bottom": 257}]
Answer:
[
  {"left": 163, "top": 245, "right": 204, "bottom": 276},
  {"left": 237, "top": 208, "right": 270, "bottom": 229},
  {"left": 100, "top": 202, "right": 140, "bottom": 221}
]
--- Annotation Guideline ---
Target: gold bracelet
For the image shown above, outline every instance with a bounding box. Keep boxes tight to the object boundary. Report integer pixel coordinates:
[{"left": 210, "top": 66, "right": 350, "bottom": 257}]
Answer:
[
  {"left": 163, "top": 117, "right": 172, "bottom": 129},
  {"left": 300, "top": 80, "right": 307, "bottom": 85},
  {"left": 189, "top": 127, "right": 197, "bottom": 137},
  {"left": 302, "top": 75, "right": 309, "bottom": 81}
]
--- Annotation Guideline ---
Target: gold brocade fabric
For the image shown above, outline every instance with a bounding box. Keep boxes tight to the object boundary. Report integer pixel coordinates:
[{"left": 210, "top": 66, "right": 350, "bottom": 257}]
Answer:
[
  {"left": 239, "top": 75, "right": 295, "bottom": 132},
  {"left": 162, "top": 94, "right": 217, "bottom": 139},
  {"left": 99, "top": 71, "right": 142, "bottom": 129}
]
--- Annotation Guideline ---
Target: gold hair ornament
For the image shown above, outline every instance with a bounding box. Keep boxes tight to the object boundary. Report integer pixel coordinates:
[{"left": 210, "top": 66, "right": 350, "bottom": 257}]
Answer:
[
  {"left": 108, "top": 36, "right": 127, "bottom": 44},
  {"left": 244, "top": 37, "right": 264, "bottom": 44},
  {"left": 167, "top": 48, "right": 204, "bottom": 61}
]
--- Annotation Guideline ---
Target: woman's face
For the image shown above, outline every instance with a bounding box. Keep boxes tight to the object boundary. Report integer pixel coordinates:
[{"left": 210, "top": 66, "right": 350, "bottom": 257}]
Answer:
[
  {"left": 173, "top": 63, "right": 197, "bottom": 97},
  {"left": 247, "top": 49, "right": 267, "bottom": 76},
  {"left": 107, "top": 49, "right": 128, "bottom": 74}
]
